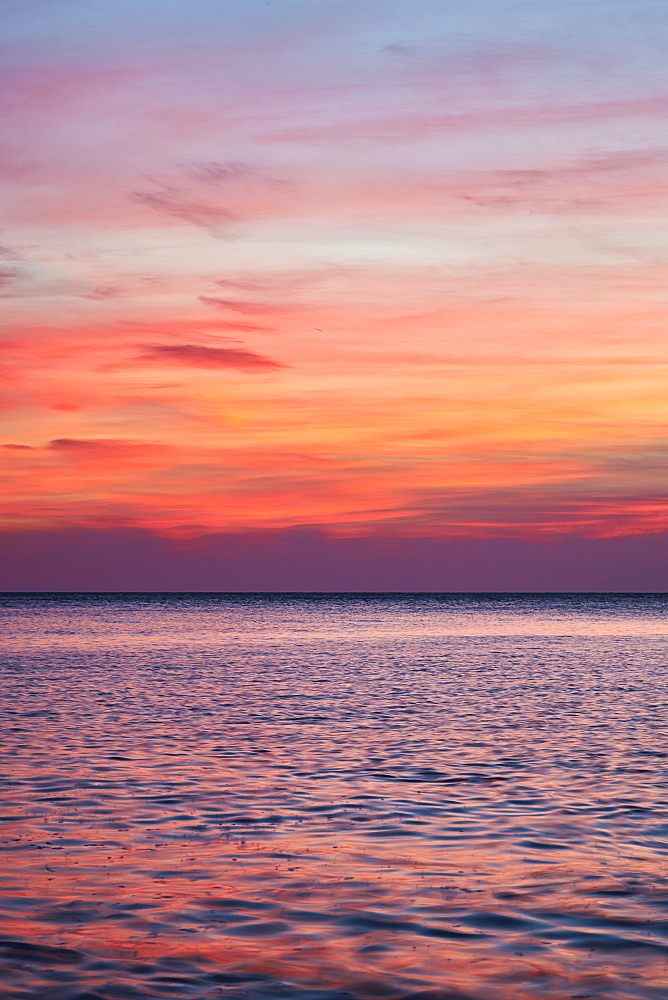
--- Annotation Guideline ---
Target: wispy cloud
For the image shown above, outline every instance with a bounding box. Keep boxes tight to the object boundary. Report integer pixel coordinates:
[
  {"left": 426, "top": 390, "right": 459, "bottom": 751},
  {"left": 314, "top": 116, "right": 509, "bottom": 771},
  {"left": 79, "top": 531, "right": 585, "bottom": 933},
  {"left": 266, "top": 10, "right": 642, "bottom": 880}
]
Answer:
[
  {"left": 262, "top": 97, "right": 668, "bottom": 143},
  {"left": 0, "top": 245, "right": 21, "bottom": 261},
  {"left": 47, "top": 437, "right": 152, "bottom": 452},
  {"left": 185, "top": 161, "right": 252, "bottom": 183},
  {"left": 138, "top": 343, "right": 284, "bottom": 370},
  {"left": 0, "top": 269, "right": 19, "bottom": 289},
  {"left": 132, "top": 188, "right": 239, "bottom": 237},
  {"left": 80, "top": 284, "right": 122, "bottom": 300},
  {"left": 199, "top": 296, "right": 298, "bottom": 316}
]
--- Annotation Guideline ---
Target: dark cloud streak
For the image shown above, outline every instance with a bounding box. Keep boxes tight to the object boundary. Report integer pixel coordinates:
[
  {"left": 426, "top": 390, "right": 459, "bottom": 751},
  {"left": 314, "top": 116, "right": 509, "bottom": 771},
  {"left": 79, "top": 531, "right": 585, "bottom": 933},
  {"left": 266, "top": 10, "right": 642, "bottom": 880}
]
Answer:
[
  {"left": 139, "top": 343, "right": 284, "bottom": 370},
  {"left": 0, "top": 526, "right": 666, "bottom": 591},
  {"left": 199, "top": 296, "right": 294, "bottom": 315},
  {"left": 186, "top": 161, "right": 252, "bottom": 183},
  {"left": 132, "top": 189, "right": 238, "bottom": 236}
]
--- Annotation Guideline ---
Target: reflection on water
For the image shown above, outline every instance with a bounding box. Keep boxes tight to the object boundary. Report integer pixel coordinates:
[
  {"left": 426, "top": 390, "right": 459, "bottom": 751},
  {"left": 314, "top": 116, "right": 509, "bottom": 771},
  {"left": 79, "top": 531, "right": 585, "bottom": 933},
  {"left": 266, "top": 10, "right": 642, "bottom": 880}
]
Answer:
[{"left": 0, "top": 593, "right": 667, "bottom": 1000}]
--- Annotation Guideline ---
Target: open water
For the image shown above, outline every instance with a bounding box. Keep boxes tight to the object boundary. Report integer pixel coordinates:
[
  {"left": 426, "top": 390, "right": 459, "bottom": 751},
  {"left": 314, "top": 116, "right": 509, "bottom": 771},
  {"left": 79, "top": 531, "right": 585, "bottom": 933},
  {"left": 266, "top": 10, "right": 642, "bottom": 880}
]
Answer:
[{"left": 0, "top": 593, "right": 667, "bottom": 1000}]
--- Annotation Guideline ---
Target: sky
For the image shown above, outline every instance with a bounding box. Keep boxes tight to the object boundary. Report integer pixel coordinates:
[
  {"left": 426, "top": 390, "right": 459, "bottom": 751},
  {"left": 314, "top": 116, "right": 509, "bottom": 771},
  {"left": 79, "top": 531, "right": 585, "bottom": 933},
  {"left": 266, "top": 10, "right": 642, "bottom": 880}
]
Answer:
[{"left": 1, "top": 0, "right": 667, "bottom": 589}]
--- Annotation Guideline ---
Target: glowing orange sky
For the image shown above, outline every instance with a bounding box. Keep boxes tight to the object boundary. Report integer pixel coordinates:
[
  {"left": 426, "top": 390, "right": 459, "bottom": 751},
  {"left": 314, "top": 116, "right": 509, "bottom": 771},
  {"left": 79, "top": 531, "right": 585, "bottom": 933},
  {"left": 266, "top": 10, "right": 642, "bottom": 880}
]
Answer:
[{"left": 2, "top": 0, "right": 667, "bottom": 542}]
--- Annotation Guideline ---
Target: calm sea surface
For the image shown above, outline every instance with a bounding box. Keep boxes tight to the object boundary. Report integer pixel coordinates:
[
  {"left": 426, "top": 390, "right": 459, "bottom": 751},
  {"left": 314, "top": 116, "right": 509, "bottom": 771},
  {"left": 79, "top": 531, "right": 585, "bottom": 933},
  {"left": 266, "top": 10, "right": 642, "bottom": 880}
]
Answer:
[{"left": 0, "top": 593, "right": 667, "bottom": 1000}]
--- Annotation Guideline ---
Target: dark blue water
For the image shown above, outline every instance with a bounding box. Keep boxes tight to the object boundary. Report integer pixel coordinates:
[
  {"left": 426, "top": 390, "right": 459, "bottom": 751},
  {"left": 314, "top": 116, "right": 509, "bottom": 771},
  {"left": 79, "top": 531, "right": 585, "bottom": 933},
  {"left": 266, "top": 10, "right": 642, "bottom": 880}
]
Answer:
[{"left": 0, "top": 593, "right": 667, "bottom": 1000}]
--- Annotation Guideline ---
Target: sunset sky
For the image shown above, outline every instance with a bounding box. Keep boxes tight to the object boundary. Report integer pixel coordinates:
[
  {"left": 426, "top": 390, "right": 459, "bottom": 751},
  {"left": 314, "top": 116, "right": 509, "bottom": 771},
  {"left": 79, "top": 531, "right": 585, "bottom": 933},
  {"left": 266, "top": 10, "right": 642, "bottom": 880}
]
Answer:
[{"left": 2, "top": 0, "right": 667, "bottom": 588}]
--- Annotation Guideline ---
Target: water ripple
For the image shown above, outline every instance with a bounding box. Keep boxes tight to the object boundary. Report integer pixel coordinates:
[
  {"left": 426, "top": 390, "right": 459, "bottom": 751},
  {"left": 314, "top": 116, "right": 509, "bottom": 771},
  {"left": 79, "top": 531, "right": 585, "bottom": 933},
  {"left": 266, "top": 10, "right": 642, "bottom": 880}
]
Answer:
[{"left": 0, "top": 593, "right": 667, "bottom": 999}]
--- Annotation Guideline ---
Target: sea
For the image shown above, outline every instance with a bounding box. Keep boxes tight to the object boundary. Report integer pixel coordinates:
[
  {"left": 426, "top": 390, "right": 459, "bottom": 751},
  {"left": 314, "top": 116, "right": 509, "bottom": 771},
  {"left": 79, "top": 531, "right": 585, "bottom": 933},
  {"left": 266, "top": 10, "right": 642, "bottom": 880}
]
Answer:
[{"left": 0, "top": 592, "right": 667, "bottom": 1000}]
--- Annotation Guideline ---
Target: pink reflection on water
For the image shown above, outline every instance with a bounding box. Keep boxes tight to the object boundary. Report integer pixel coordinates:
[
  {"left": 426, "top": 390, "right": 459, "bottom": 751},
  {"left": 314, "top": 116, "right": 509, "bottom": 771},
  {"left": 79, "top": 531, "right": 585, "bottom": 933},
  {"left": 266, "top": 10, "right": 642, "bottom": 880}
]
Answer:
[{"left": 1, "top": 594, "right": 667, "bottom": 999}]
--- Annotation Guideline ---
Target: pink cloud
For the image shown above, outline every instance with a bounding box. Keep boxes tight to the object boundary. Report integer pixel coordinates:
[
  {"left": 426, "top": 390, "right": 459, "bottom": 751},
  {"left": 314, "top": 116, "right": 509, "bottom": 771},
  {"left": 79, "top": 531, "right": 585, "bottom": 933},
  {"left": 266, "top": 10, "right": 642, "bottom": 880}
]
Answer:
[{"left": 261, "top": 96, "right": 668, "bottom": 143}]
